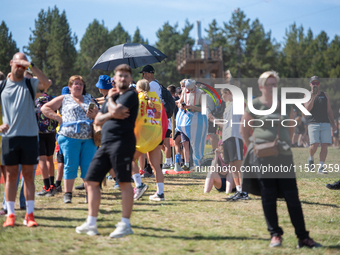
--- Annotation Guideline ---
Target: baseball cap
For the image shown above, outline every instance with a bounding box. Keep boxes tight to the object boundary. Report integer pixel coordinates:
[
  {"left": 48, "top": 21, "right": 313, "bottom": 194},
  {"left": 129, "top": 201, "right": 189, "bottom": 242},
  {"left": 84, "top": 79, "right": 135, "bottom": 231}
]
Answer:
[
  {"left": 96, "top": 75, "right": 112, "bottom": 90},
  {"left": 139, "top": 65, "right": 155, "bottom": 73},
  {"left": 61, "top": 86, "right": 70, "bottom": 95},
  {"left": 185, "top": 79, "right": 196, "bottom": 90},
  {"left": 310, "top": 76, "right": 320, "bottom": 83}
]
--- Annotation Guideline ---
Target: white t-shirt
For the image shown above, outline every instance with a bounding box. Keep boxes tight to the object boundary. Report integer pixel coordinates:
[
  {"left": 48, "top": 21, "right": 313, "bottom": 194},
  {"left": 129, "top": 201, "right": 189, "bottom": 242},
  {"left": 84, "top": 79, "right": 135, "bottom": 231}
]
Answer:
[
  {"left": 1, "top": 78, "right": 39, "bottom": 137},
  {"left": 222, "top": 101, "right": 243, "bottom": 142},
  {"left": 149, "top": 80, "right": 162, "bottom": 102}
]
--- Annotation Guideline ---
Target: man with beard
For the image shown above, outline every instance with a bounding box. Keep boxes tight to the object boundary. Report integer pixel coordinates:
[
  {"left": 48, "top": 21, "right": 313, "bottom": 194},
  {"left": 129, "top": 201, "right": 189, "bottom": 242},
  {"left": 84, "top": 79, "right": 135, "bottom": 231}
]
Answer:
[
  {"left": 1, "top": 53, "right": 50, "bottom": 227},
  {"left": 76, "top": 64, "right": 138, "bottom": 238}
]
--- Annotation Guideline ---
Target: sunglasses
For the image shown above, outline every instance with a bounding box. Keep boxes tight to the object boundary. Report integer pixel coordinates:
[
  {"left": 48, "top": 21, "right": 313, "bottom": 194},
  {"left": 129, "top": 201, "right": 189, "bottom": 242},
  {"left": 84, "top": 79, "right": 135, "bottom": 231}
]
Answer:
[
  {"left": 312, "top": 82, "right": 320, "bottom": 86},
  {"left": 16, "top": 65, "right": 27, "bottom": 70}
]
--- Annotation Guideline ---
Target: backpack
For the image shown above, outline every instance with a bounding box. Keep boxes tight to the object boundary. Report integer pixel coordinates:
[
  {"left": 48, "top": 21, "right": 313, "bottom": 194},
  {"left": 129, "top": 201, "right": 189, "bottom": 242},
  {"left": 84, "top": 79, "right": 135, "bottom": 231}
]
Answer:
[
  {"left": 0, "top": 78, "right": 38, "bottom": 122},
  {"left": 155, "top": 80, "right": 176, "bottom": 119},
  {"left": 0, "top": 78, "right": 35, "bottom": 101},
  {"left": 35, "top": 92, "right": 58, "bottom": 133}
]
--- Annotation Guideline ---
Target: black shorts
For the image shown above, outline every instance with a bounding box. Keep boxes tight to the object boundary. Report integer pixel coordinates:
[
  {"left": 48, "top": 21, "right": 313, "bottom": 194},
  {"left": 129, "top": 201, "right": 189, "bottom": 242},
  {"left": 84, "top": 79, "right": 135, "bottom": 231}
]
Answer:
[
  {"left": 1, "top": 136, "right": 39, "bottom": 165},
  {"left": 173, "top": 131, "right": 181, "bottom": 140},
  {"left": 165, "top": 129, "right": 172, "bottom": 138},
  {"left": 223, "top": 137, "right": 243, "bottom": 163},
  {"left": 57, "top": 150, "right": 64, "bottom": 163},
  {"left": 39, "top": 132, "right": 56, "bottom": 156},
  {"left": 208, "top": 121, "right": 217, "bottom": 134},
  {"left": 215, "top": 178, "right": 226, "bottom": 192},
  {"left": 85, "top": 139, "right": 135, "bottom": 183}
]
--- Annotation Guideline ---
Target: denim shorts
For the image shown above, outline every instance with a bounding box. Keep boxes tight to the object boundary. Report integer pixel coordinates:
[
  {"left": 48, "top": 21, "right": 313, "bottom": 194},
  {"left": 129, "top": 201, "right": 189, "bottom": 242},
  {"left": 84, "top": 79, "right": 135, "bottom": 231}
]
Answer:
[
  {"left": 308, "top": 123, "right": 332, "bottom": 145},
  {"left": 57, "top": 135, "right": 97, "bottom": 180}
]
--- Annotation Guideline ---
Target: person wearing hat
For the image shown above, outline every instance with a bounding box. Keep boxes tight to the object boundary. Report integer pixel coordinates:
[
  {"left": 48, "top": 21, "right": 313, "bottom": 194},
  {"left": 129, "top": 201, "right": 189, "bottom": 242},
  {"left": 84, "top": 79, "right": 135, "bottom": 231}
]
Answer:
[
  {"left": 304, "top": 76, "right": 336, "bottom": 174},
  {"left": 95, "top": 75, "right": 114, "bottom": 105}
]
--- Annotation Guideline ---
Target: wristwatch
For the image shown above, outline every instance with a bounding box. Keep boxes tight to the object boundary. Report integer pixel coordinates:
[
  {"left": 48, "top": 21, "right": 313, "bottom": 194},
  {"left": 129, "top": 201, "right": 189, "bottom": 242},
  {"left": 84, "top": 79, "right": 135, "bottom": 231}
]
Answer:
[{"left": 28, "top": 62, "right": 35, "bottom": 69}]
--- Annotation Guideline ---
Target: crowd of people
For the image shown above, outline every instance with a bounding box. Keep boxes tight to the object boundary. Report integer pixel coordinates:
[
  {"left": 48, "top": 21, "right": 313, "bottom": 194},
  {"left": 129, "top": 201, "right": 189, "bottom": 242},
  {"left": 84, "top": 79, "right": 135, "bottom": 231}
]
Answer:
[{"left": 0, "top": 52, "right": 339, "bottom": 248}]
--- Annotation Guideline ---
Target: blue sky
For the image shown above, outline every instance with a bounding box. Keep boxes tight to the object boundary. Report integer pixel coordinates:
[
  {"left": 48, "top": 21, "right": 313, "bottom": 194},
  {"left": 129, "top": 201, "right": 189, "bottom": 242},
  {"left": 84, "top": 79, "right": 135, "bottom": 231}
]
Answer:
[{"left": 3, "top": 0, "right": 340, "bottom": 52}]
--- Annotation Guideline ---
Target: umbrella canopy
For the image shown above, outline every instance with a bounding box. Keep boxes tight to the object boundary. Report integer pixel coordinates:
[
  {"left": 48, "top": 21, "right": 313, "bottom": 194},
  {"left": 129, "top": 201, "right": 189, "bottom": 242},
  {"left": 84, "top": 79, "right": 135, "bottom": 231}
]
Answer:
[{"left": 92, "top": 43, "right": 167, "bottom": 70}]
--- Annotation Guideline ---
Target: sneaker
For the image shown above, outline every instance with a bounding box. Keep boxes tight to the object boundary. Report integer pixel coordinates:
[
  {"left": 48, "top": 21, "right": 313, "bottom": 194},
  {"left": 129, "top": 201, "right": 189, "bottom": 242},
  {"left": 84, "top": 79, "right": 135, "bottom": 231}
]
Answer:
[
  {"left": 317, "top": 167, "right": 328, "bottom": 174},
  {"left": 149, "top": 193, "right": 165, "bottom": 201},
  {"left": 0, "top": 209, "right": 8, "bottom": 216},
  {"left": 162, "top": 163, "right": 172, "bottom": 169},
  {"left": 141, "top": 172, "right": 154, "bottom": 178},
  {"left": 75, "top": 183, "right": 85, "bottom": 190},
  {"left": 182, "top": 165, "right": 190, "bottom": 171},
  {"left": 23, "top": 213, "right": 38, "bottom": 227},
  {"left": 297, "top": 237, "right": 322, "bottom": 248},
  {"left": 113, "top": 181, "right": 120, "bottom": 190},
  {"left": 226, "top": 192, "right": 239, "bottom": 201},
  {"left": 3, "top": 213, "right": 15, "bottom": 227},
  {"left": 206, "top": 149, "right": 215, "bottom": 155},
  {"left": 134, "top": 183, "right": 149, "bottom": 201},
  {"left": 232, "top": 192, "right": 249, "bottom": 201},
  {"left": 36, "top": 186, "right": 54, "bottom": 197},
  {"left": 269, "top": 235, "right": 282, "bottom": 247},
  {"left": 55, "top": 185, "right": 62, "bottom": 193},
  {"left": 109, "top": 222, "right": 133, "bottom": 238},
  {"left": 308, "top": 159, "right": 314, "bottom": 171},
  {"left": 50, "top": 185, "right": 57, "bottom": 195},
  {"left": 326, "top": 180, "right": 340, "bottom": 190},
  {"left": 63, "top": 193, "right": 72, "bottom": 204},
  {"left": 76, "top": 222, "right": 98, "bottom": 236}
]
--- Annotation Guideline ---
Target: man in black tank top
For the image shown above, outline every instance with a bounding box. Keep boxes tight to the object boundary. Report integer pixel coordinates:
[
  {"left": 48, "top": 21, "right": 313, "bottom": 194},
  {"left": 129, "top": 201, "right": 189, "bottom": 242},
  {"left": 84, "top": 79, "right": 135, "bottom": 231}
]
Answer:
[{"left": 304, "top": 76, "right": 336, "bottom": 174}]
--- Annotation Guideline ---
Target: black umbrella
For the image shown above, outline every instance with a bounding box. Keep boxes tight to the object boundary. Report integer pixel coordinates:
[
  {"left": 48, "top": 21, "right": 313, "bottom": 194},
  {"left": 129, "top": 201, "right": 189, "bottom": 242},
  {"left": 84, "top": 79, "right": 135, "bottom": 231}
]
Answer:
[{"left": 91, "top": 43, "right": 167, "bottom": 70}]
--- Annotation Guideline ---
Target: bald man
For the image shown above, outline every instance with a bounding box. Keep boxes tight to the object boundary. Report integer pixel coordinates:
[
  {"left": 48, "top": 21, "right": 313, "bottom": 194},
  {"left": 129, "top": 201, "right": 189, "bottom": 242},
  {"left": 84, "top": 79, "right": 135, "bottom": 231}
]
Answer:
[{"left": 0, "top": 53, "right": 49, "bottom": 228}]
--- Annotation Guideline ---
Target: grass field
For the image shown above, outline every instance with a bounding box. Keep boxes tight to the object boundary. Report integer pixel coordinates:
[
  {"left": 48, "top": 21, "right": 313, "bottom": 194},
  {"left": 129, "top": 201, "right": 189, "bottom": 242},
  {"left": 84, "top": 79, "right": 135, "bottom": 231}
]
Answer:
[{"left": 0, "top": 147, "right": 339, "bottom": 255}]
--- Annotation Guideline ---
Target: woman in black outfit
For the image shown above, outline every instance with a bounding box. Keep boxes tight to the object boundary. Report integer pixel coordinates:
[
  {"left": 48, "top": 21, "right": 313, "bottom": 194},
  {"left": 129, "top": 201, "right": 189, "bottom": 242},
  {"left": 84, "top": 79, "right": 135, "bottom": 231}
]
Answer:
[{"left": 240, "top": 71, "right": 320, "bottom": 248}]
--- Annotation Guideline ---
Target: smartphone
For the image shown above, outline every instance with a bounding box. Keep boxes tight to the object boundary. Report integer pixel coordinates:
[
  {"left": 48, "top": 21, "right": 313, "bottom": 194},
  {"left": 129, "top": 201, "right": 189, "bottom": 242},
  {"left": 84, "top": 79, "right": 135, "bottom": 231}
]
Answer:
[
  {"left": 88, "top": 102, "right": 96, "bottom": 111},
  {"left": 312, "top": 86, "right": 318, "bottom": 95}
]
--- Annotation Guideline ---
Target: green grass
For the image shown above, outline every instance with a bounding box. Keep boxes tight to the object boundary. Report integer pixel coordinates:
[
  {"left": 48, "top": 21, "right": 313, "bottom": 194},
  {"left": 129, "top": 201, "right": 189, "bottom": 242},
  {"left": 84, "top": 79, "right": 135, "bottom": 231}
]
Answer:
[{"left": 0, "top": 147, "right": 339, "bottom": 254}]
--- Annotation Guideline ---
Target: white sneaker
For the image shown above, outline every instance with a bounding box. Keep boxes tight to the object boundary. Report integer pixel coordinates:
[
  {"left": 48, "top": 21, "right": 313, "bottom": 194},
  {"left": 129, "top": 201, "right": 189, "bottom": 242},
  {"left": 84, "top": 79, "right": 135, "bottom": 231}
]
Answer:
[
  {"left": 317, "top": 167, "right": 328, "bottom": 174},
  {"left": 76, "top": 222, "right": 99, "bottom": 236},
  {"left": 109, "top": 222, "right": 134, "bottom": 238},
  {"left": 134, "top": 183, "right": 148, "bottom": 200},
  {"left": 149, "top": 193, "right": 165, "bottom": 201},
  {"left": 162, "top": 163, "right": 172, "bottom": 169}
]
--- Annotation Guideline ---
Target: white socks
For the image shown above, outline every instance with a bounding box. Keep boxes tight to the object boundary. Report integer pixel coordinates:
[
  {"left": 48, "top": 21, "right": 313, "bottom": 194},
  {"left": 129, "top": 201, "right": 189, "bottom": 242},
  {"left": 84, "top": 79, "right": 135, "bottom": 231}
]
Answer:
[
  {"left": 6, "top": 201, "right": 15, "bottom": 215},
  {"left": 165, "top": 158, "right": 173, "bottom": 165},
  {"left": 132, "top": 173, "right": 142, "bottom": 187},
  {"left": 26, "top": 200, "right": 34, "bottom": 215},
  {"left": 121, "top": 217, "right": 130, "bottom": 226},
  {"left": 87, "top": 216, "right": 97, "bottom": 227},
  {"left": 236, "top": 185, "right": 242, "bottom": 192},
  {"left": 156, "top": 183, "right": 164, "bottom": 195},
  {"left": 309, "top": 156, "right": 314, "bottom": 161},
  {"left": 185, "top": 162, "right": 189, "bottom": 167},
  {"left": 319, "top": 161, "right": 325, "bottom": 169}
]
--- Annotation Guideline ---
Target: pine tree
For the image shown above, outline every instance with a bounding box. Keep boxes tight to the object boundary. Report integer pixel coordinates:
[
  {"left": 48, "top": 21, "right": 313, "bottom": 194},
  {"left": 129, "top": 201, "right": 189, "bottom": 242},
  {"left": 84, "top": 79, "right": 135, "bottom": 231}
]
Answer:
[
  {"left": 243, "top": 19, "right": 280, "bottom": 78},
  {"left": 154, "top": 20, "right": 194, "bottom": 85},
  {"left": 223, "top": 10, "right": 250, "bottom": 79},
  {"left": 0, "top": 21, "right": 19, "bottom": 75},
  {"left": 109, "top": 22, "right": 131, "bottom": 45},
  {"left": 132, "top": 27, "right": 148, "bottom": 44},
  {"left": 25, "top": 6, "right": 77, "bottom": 95}
]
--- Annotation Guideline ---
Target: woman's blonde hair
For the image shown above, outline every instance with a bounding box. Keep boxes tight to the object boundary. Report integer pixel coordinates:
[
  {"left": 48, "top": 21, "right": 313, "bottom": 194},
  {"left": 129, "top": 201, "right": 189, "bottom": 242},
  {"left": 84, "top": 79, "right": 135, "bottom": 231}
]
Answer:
[
  {"left": 258, "top": 71, "right": 279, "bottom": 88},
  {"left": 136, "top": 79, "right": 153, "bottom": 107},
  {"left": 180, "top": 79, "right": 187, "bottom": 87}
]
